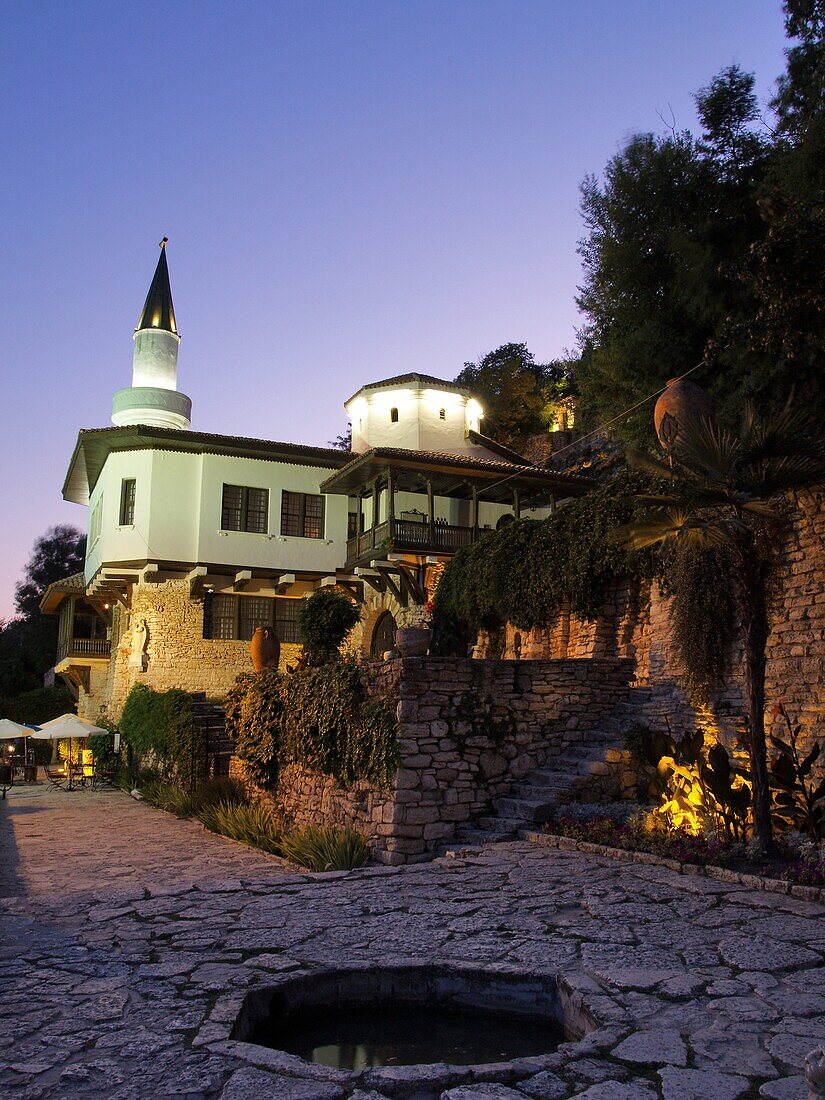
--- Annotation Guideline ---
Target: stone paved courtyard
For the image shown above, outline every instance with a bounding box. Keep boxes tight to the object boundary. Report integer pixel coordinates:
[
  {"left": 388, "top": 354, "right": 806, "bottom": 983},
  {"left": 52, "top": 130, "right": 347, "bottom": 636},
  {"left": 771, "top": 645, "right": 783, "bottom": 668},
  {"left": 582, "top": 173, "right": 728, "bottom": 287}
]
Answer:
[{"left": 1, "top": 785, "right": 823, "bottom": 1100}]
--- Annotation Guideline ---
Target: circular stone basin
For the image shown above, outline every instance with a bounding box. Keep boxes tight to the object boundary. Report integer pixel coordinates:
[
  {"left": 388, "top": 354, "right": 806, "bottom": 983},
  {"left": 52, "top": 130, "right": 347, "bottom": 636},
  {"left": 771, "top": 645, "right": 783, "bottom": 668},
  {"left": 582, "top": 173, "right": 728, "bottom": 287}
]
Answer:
[{"left": 231, "top": 966, "right": 597, "bottom": 1072}]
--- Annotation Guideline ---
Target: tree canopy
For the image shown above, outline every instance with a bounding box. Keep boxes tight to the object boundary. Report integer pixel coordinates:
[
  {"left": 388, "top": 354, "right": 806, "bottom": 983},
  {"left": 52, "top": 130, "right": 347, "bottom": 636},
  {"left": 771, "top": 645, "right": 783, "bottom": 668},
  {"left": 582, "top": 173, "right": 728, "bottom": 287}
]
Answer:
[
  {"left": 574, "top": 4, "right": 824, "bottom": 444},
  {"left": 454, "top": 342, "right": 573, "bottom": 449},
  {"left": 0, "top": 524, "right": 86, "bottom": 697}
]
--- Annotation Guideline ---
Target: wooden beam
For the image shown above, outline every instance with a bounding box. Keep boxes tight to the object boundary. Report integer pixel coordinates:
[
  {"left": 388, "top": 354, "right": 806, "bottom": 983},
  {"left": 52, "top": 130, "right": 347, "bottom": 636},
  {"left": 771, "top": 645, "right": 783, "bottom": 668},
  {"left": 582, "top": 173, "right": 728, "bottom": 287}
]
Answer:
[
  {"left": 276, "top": 573, "right": 296, "bottom": 593},
  {"left": 354, "top": 567, "right": 385, "bottom": 594},
  {"left": 513, "top": 488, "right": 521, "bottom": 519},
  {"left": 387, "top": 471, "right": 395, "bottom": 521},
  {"left": 471, "top": 485, "right": 478, "bottom": 534},
  {"left": 234, "top": 569, "right": 253, "bottom": 591},
  {"left": 140, "top": 563, "right": 160, "bottom": 584},
  {"left": 187, "top": 566, "right": 208, "bottom": 596}
]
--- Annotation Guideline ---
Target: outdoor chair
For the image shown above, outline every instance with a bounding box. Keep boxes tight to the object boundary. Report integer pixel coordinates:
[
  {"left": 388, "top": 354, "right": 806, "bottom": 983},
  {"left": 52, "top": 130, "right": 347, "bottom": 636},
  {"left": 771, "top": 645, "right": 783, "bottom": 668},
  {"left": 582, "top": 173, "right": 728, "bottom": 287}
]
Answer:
[
  {"left": 44, "top": 764, "right": 68, "bottom": 791},
  {"left": 91, "top": 768, "right": 118, "bottom": 791}
]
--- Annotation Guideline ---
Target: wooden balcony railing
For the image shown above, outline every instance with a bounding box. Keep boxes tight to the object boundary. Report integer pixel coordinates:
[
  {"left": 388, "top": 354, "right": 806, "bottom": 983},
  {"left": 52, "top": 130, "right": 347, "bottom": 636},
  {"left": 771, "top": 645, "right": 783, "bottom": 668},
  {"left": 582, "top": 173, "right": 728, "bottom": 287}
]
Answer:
[
  {"left": 56, "top": 637, "right": 111, "bottom": 663},
  {"left": 346, "top": 518, "right": 481, "bottom": 562}
]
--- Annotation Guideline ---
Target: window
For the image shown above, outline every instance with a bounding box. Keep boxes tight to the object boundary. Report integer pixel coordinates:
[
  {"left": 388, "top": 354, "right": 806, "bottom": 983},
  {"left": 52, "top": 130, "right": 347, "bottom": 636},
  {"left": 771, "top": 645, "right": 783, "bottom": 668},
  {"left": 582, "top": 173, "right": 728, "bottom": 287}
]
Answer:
[
  {"left": 89, "top": 497, "right": 103, "bottom": 547},
  {"left": 280, "top": 491, "right": 325, "bottom": 539},
  {"left": 221, "top": 484, "right": 269, "bottom": 533},
  {"left": 119, "top": 479, "right": 136, "bottom": 525},
  {"left": 390, "top": 407, "right": 399, "bottom": 423},
  {"left": 204, "top": 595, "right": 302, "bottom": 643},
  {"left": 348, "top": 511, "right": 358, "bottom": 539}
]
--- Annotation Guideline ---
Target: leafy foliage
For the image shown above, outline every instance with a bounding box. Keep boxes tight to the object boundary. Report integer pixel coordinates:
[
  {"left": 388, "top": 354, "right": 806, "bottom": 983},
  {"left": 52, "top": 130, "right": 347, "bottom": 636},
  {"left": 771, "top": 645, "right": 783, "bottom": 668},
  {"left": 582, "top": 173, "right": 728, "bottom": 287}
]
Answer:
[
  {"left": 119, "top": 684, "right": 206, "bottom": 789},
  {"left": 454, "top": 342, "right": 574, "bottom": 448},
  {"left": 143, "top": 776, "right": 248, "bottom": 817},
  {"left": 664, "top": 544, "right": 735, "bottom": 703},
  {"left": 280, "top": 824, "right": 369, "bottom": 871},
  {"left": 225, "top": 660, "right": 398, "bottom": 791},
  {"left": 770, "top": 703, "right": 824, "bottom": 840},
  {"left": 0, "top": 685, "right": 74, "bottom": 726},
  {"left": 298, "top": 590, "right": 361, "bottom": 666},
  {"left": 434, "top": 471, "right": 653, "bottom": 630},
  {"left": 199, "top": 800, "right": 282, "bottom": 855},
  {"left": 619, "top": 398, "right": 825, "bottom": 850},
  {"left": 547, "top": 812, "right": 734, "bottom": 868}
]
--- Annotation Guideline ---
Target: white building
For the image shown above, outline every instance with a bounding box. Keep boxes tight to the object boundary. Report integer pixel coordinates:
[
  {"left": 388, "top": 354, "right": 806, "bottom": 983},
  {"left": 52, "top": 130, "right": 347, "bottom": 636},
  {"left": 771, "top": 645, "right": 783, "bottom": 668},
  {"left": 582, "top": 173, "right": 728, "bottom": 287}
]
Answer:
[{"left": 42, "top": 243, "right": 590, "bottom": 720}]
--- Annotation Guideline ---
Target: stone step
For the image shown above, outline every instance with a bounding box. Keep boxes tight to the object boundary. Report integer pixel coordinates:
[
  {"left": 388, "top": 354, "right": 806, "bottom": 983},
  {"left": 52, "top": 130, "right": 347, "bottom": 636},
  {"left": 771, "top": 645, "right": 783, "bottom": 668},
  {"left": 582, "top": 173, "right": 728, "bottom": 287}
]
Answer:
[{"left": 493, "top": 797, "right": 556, "bottom": 822}]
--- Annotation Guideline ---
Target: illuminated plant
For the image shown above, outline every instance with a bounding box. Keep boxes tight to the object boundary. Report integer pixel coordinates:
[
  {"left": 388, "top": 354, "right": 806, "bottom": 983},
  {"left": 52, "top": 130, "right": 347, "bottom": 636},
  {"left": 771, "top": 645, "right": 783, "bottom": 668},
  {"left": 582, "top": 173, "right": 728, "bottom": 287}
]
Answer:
[{"left": 770, "top": 704, "right": 824, "bottom": 841}]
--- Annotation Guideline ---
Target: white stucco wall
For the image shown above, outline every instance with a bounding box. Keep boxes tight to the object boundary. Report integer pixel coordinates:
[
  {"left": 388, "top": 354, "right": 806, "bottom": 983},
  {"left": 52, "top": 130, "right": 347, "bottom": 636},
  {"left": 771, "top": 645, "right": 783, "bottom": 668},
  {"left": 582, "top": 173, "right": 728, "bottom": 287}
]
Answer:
[
  {"left": 85, "top": 448, "right": 351, "bottom": 579},
  {"left": 347, "top": 382, "right": 483, "bottom": 455}
]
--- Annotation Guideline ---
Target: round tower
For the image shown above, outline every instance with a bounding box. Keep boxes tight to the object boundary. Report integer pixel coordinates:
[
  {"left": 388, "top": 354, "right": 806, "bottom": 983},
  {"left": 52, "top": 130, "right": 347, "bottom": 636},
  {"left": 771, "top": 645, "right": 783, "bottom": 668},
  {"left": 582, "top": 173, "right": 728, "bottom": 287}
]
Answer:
[{"left": 111, "top": 239, "right": 193, "bottom": 430}]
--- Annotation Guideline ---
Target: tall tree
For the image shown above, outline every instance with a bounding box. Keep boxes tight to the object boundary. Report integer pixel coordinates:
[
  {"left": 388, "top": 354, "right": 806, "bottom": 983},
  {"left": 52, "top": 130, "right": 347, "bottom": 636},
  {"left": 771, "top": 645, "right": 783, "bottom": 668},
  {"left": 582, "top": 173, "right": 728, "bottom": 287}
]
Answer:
[
  {"left": 0, "top": 525, "right": 86, "bottom": 696},
  {"left": 455, "top": 342, "right": 571, "bottom": 449},
  {"left": 575, "top": 66, "right": 773, "bottom": 444}
]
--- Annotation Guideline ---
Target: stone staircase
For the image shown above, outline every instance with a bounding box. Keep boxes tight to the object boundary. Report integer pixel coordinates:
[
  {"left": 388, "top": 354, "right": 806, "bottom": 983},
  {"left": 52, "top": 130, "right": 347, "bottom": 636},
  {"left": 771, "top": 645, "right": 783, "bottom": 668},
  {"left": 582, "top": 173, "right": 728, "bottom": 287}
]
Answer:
[{"left": 454, "top": 734, "right": 628, "bottom": 846}]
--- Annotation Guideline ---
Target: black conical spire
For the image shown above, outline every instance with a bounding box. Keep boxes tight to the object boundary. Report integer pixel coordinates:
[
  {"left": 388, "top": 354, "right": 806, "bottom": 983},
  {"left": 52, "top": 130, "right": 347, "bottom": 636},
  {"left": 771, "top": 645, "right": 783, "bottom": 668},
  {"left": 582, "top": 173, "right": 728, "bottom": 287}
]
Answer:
[{"left": 135, "top": 237, "right": 178, "bottom": 335}]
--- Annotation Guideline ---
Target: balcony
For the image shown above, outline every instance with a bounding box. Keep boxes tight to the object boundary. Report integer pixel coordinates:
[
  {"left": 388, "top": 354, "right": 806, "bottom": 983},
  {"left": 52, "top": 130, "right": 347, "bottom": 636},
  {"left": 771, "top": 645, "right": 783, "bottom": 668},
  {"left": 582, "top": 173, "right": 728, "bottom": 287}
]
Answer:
[
  {"left": 56, "top": 637, "right": 111, "bottom": 664},
  {"left": 347, "top": 517, "right": 479, "bottom": 564}
]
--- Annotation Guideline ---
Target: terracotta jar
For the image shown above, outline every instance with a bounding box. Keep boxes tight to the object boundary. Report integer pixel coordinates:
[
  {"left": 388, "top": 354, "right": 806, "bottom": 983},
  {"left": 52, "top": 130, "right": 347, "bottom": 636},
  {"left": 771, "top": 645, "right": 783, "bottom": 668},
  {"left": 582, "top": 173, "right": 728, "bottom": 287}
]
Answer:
[
  {"left": 654, "top": 378, "right": 715, "bottom": 450},
  {"left": 250, "top": 626, "right": 279, "bottom": 673},
  {"left": 394, "top": 627, "right": 433, "bottom": 657}
]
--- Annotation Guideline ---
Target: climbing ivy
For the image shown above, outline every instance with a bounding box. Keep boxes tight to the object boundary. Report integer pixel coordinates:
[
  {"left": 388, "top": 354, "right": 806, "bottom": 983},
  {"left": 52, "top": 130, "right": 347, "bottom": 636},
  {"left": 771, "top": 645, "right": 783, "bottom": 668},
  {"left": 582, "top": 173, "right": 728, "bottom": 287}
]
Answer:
[
  {"left": 120, "top": 684, "right": 205, "bottom": 789},
  {"left": 435, "top": 471, "right": 654, "bottom": 630},
  {"left": 664, "top": 544, "right": 735, "bottom": 704},
  {"left": 225, "top": 660, "right": 398, "bottom": 791}
]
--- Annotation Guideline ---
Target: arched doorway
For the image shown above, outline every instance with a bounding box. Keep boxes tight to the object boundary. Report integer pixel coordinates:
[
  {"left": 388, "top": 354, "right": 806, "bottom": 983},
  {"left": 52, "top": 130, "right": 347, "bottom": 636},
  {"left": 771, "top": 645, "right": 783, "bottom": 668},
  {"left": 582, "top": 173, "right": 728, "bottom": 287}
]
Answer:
[{"left": 371, "top": 610, "right": 397, "bottom": 657}]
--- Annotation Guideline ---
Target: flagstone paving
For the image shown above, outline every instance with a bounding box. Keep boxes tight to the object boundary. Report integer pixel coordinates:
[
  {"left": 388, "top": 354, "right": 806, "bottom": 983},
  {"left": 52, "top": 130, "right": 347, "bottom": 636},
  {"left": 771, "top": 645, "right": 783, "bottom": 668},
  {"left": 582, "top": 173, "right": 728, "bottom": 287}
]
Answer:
[{"left": 1, "top": 784, "right": 822, "bottom": 1099}]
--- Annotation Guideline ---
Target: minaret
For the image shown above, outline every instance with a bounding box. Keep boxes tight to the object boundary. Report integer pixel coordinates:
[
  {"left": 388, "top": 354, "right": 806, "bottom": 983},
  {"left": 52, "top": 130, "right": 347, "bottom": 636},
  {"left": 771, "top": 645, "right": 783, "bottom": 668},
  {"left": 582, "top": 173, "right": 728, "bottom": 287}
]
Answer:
[{"left": 111, "top": 239, "right": 193, "bottom": 430}]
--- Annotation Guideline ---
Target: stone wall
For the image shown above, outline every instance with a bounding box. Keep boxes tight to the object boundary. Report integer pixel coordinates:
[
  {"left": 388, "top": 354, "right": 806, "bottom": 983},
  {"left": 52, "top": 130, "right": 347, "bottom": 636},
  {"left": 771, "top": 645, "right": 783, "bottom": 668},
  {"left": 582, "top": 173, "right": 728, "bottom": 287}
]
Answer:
[
  {"left": 96, "top": 579, "right": 301, "bottom": 721},
  {"left": 233, "top": 656, "right": 634, "bottom": 864},
  {"left": 481, "top": 490, "right": 825, "bottom": 776}
]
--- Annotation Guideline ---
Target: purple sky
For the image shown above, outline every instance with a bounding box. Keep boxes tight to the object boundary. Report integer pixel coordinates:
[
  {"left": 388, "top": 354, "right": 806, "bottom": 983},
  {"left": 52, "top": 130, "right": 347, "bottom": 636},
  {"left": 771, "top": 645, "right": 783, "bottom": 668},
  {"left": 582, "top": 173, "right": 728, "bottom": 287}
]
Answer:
[{"left": 1, "top": 0, "right": 788, "bottom": 619}]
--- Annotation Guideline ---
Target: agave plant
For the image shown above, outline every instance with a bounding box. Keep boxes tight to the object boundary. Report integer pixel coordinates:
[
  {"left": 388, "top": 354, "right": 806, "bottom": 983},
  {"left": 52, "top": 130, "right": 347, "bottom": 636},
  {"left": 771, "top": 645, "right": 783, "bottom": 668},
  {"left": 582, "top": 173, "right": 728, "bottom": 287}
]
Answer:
[{"left": 617, "top": 395, "right": 825, "bottom": 851}]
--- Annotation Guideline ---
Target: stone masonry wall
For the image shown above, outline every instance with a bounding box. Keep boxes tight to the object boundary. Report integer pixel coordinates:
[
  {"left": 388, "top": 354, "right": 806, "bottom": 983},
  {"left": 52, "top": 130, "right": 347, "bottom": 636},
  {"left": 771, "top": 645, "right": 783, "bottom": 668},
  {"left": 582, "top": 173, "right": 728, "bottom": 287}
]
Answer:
[
  {"left": 482, "top": 490, "right": 825, "bottom": 778},
  {"left": 233, "top": 656, "right": 634, "bottom": 865},
  {"left": 99, "top": 579, "right": 301, "bottom": 721}
]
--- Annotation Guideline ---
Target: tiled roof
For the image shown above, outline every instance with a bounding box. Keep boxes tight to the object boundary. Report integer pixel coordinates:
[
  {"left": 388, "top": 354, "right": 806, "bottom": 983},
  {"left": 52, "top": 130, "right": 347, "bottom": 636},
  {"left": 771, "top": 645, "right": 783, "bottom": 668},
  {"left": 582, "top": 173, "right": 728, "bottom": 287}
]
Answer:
[
  {"left": 39, "top": 572, "right": 86, "bottom": 614},
  {"left": 345, "top": 373, "right": 472, "bottom": 406}
]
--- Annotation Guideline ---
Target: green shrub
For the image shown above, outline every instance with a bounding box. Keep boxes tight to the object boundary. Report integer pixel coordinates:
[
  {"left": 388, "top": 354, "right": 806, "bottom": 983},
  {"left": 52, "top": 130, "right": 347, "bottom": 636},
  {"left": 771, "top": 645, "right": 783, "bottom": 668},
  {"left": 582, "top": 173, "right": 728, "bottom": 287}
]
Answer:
[
  {"left": 280, "top": 824, "right": 369, "bottom": 871},
  {"left": 225, "top": 660, "right": 398, "bottom": 791},
  {"left": 298, "top": 590, "right": 360, "bottom": 665},
  {"left": 88, "top": 731, "right": 118, "bottom": 770},
  {"left": 225, "top": 672, "right": 283, "bottom": 788},
  {"left": 0, "top": 685, "right": 75, "bottom": 726},
  {"left": 119, "top": 684, "right": 205, "bottom": 789},
  {"left": 142, "top": 780, "right": 197, "bottom": 816},
  {"left": 199, "top": 800, "right": 281, "bottom": 854}
]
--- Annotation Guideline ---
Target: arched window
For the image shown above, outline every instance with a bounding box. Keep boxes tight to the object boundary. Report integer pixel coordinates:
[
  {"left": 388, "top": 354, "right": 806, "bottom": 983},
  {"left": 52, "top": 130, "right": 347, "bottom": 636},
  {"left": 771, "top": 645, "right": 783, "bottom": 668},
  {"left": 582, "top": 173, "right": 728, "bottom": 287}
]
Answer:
[
  {"left": 496, "top": 514, "right": 515, "bottom": 530},
  {"left": 390, "top": 407, "right": 399, "bottom": 423},
  {"left": 371, "top": 610, "right": 397, "bottom": 657},
  {"left": 439, "top": 408, "right": 446, "bottom": 420}
]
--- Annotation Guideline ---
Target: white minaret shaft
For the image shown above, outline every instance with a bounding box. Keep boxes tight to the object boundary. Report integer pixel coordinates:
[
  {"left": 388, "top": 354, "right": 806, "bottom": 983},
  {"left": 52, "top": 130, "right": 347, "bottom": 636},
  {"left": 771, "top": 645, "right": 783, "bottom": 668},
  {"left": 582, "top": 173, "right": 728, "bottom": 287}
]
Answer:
[{"left": 112, "top": 239, "right": 192, "bottom": 430}]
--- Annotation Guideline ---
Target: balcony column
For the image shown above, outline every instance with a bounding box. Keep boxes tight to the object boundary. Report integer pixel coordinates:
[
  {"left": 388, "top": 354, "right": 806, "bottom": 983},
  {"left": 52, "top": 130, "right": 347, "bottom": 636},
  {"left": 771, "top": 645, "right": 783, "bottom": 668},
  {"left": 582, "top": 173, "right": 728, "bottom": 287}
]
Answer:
[
  {"left": 471, "top": 485, "right": 479, "bottom": 539},
  {"left": 387, "top": 471, "right": 395, "bottom": 539},
  {"left": 371, "top": 480, "right": 379, "bottom": 548},
  {"left": 513, "top": 488, "right": 521, "bottom": 519},
  {"left": 427, "top": 479, "right": 435, "bottom": 544}
]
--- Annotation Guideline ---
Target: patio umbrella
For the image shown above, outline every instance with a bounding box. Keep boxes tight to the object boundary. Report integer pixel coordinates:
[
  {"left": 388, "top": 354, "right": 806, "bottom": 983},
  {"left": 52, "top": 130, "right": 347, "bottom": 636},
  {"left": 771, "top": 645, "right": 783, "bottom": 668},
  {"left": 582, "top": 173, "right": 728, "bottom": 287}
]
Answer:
[
  {"left": 0, "top": 718, "right": 39, "bottom": 767},
  {"left": 31, "top": 714, "right": 108, "bottom": 790}
]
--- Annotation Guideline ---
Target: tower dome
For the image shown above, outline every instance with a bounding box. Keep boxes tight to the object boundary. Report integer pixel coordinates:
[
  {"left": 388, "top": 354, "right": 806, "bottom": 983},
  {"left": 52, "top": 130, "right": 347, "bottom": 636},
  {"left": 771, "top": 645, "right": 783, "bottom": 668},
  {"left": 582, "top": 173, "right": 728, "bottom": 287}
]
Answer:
[{"left": 111, "top": 239, "right": 192, "bottom": 430}]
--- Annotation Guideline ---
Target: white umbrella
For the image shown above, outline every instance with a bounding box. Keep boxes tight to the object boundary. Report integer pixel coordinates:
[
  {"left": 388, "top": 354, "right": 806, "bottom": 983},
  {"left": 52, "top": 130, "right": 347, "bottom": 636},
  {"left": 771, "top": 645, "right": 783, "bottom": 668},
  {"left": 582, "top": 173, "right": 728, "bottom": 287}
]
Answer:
[
  {"left": 0, "top": 718, "right": 39, "bottom": 769},
  {"left": 0, "top": 718, "right": 38, "bottom": 738},
  {"left": 31, "top": 714, "right": 108, "bottom": 790}
]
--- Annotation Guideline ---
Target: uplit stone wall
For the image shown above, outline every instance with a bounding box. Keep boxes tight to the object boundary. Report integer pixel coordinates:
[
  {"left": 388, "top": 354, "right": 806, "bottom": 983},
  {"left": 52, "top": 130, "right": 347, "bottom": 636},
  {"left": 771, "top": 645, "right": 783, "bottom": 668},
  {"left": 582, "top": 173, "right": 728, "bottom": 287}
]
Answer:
[
  {"left": 99, "top": 579, "right": 301, "bottom": 720},
  {"left": 232, "top": 656, "right": 634, "bottom": 864},
  {"left": 484, "top": 490, "right": 825, "bottom": 777}
]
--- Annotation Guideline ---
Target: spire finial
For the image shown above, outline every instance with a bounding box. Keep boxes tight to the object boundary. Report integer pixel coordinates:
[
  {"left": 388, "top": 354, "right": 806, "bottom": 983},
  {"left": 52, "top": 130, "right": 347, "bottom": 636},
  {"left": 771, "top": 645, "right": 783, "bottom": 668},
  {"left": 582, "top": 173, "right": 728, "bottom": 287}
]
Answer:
[{"left": 136, "top": 240, "right": 177, "bottom": 335}]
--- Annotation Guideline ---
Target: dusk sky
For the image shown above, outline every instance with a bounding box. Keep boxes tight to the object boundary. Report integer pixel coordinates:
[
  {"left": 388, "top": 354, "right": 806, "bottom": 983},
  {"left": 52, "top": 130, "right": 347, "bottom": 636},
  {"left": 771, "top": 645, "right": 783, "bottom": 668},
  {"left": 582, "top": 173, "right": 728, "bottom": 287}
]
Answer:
[{"left": 1, "top": 1, "right": 788, "bottom": 620}]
